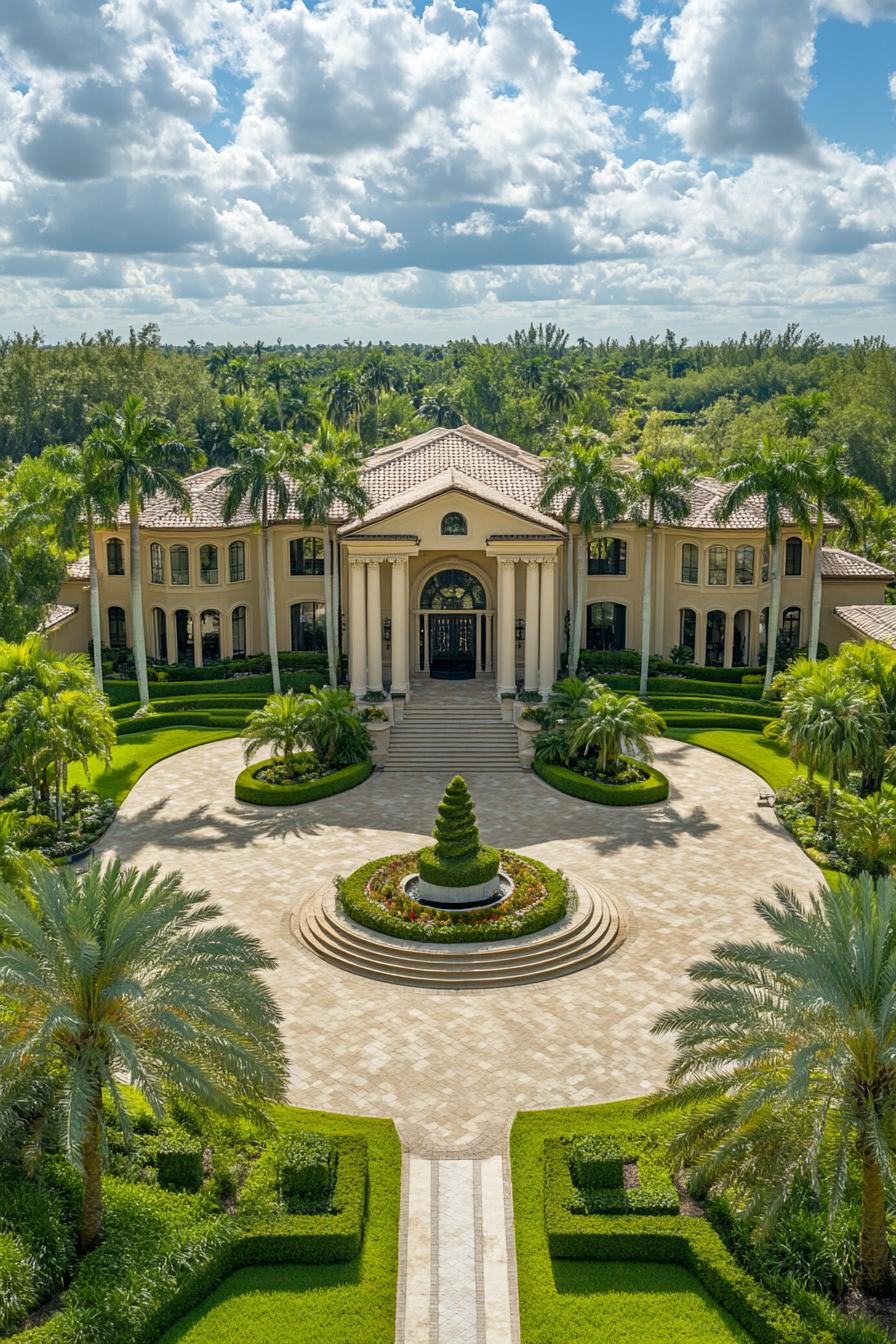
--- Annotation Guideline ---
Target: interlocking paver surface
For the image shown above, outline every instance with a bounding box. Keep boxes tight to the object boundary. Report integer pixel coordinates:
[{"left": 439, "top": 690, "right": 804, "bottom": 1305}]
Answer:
[{"left": 99, "top": 736, "right": 820, "bottom": 1154}]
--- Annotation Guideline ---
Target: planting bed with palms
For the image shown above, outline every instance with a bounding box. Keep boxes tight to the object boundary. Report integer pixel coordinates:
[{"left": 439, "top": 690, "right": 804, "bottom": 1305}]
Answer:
[{"left": 235, "top": 685, "right": 374, "bottom": 804}]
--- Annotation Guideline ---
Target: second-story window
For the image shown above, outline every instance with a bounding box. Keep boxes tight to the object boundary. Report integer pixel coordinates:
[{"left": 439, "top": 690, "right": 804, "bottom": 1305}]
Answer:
[
  {"left": 200, "top": 544, "right": 219, "bottom": 584},
  {"left": 588, "top": 538, "right": 627, "bottom": 576},
  {"left": 734, "top": 545, "right": 755, "bottom": 585},
  {"left": 290, "top": 537, "right": 325, "bottom": 576},
  {"left": 107, "top": 538, "right": 124, "bottom": 576},
  {"left": 170, "top": 545, "right": 189, "bottom": 586},
  {"left": 149, "top": 543, "right": 164, "bottom": 584},
  {"left": 707, "top": 545, "right": 728, "bottom": 586},
  {"left": 680, "top": 543, "right": 698, "bottom": 584},
  {"left": 228, "top": 540, "right": 245, "bottom": 583},
  {"left": 785, "top": 536, "right": 803, "bottom": 576}
]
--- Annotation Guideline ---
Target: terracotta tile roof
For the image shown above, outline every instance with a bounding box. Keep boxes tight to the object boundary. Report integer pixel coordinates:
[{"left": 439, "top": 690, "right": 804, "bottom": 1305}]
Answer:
[
  {"left": 834, "top": 605, "right": 896, "bottom": 646},
  {"left": 822, "top": 547, "right": 895, "bottom": 579},
  {"left": 340, "top": 463, "right": 563, "bottom": 536},
  {"left": 66, "top": 555, "right": 90, "bottom": 579},
  {"left": 41, "top": 603, "right": 78, "bottom": 630}
]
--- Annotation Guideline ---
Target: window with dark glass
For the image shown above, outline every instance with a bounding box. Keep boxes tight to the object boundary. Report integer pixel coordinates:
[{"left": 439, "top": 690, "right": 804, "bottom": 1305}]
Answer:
[
  {"left": 586, "top": 601, "right": 627, "bottom": 651},
  {"left": 785, "top": 536, "right": 803, "bottom": 576},
  {"left": 733, "top": 610, "right": 750, "bottom": 667},
  {"left": 200, "top": 609, "right": 221, "bottom": 663},
  {"left": 175, "top": 610, "right": 194, "bottom": 665},
  {"left": 107, "top": 538, "right": 124, "bottom": 576},
  {"left": 108, "top": 606, "right": 127, "bottom": 649},
  {"left": 199, "top": 544, "right": 219, "bottom": 584},
  {"left": 680, "top": 543, "right": 698, "bottom": 584},
  {"left": 152, "top": 608, "right": 167, "bottom": 662},
  {"left": 170, "top": 545, "right": 189, "bottom": 586},
  {"left": 705, "top": 610, "right": 726, "bottom": 667},
  {"left": 781, "top": 606, "right": 802, "bottom": 650},
  {"left": 228, "top": 540, "right": 245, "bottom": 583},
  {"left": 231, "top": 606, "right": 247, "bottom": 659},
  {"left": 679, "top": 608, "right": 697, "bottom": 654},
  {"left": 761, "top": 546, "right": 769, "bottom": 583},
  {"left": 734, "top": 545, "right": 755, "bottom": 585},
  {"left": 290, "top": 601, "right": 326, "bottom": 651},
  {"left": 420, "top": 569, "right": 487, "bottom": 609},
  {"left": 707, "top": 545, "right": 728, "bottom": 586},
  {"left": 149, "top": 543, "right": 164, "bottom": 584},
  {"left": 588, "top": 538, "right": 627, "bottom": 576},
  {"left": 289, "top": 537, "right": 325, "bottom": 576},
  {"left": 440, "top": 512, "right": 467, "bottom": 536}
]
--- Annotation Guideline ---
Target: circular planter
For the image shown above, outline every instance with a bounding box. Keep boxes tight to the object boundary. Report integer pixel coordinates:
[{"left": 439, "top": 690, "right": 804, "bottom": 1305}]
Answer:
[
  {"left": 533, "top": 756, "right": 669, "bottom": 806},
  {"left": 235, "top": 758, "right": 373, "bottom": 806}
]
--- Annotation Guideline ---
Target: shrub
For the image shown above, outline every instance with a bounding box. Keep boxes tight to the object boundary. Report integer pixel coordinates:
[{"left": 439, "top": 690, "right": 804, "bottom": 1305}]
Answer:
[
  {"left": 660, "top": 711, "right": 772, "bottom": 732},
  {"left": 234, "top": 758, "right": 373, "bottom": 806},
  {"left": 236, "top": 1134, "right": 367, "bottom": 1258},
  {"left": 116, "top": 710, "right": 249, "bottom": 735},
  {"left": 276, "top": 1132, "right": 334, "bottom": 1210},
  {"left": 0, "top": 1233, "right": 33, "bottom": 1334},
  {"left": 534, "top": 757, "right": 669, "bottom": 806},
  {"left": 651, "top": 660, "right": 765, "bottom": 683},
  {"left": 418, "top": 775, "right": 500, "bottom": 888},
  {"left": 578, "top": 648, "right": 642, "bottom": 674},
  {"left": 417, "top": 844, "right": 501, "bottom": 888},
  {"left": 0, "top": 1165, "right": 77, "bottom": 1331},
  {"left": 157, "top": 1135, "right": 204, "bottom": 1193},
  {"left": 569, "top": 1135, "right": 624, "bottom": 1190},
  {"left": 104, "top": 672, "right": 318, "bottom": 706}
]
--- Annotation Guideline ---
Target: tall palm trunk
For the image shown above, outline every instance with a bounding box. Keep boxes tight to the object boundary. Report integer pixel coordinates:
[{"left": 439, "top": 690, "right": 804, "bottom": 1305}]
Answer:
[
  {"left": 80, "top": 1102, "right": 104, "bottom": 1251},
  {"left": 860, "top": 1152, "right": 890, "bottom": 1295},
  {"left": 566, "top": 534, "right": 574, "bottom": 668},
  {"left": 639, "top": 515, "right": 654, "bottom": 696},
  {"left": 333, "top": 535, "right": 342, "bottom": 680},
  {"left": 763, "top": 534, "right": 783, "bottom": 696},
  {"left": 323, "top": 526, "right": 337, "bottom": 688},
  {"left": 570, "top": 537, "right": 587, "bottom": 676},
  {"left": 86, "top": 505, "right": 103, "bottom": 691},
  {"left": 808, "top": 520, "right": 824, "bottom": 661},
  {"left": 260, "top": 496, "right": 281, "bottom": 695},
  {"left": 129, "top": 487, "right": 149, "bottom": 706}
]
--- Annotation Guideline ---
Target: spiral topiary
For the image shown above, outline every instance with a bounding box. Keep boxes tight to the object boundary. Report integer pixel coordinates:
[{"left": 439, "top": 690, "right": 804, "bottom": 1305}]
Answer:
[{"left": 417, "top": 775, "right": 500, "bottom": 889}]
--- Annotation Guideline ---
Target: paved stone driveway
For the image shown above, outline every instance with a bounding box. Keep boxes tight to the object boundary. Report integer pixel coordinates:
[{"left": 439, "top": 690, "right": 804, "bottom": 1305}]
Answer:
[{"left": 98, "top": 737, "right": 820, "bottom": 1156}]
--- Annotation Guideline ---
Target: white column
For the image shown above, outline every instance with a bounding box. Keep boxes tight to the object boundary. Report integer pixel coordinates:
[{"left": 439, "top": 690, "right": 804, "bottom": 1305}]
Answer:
[
  {"left": 524, "top": 559, "right": 540, "bottom": 693},
  {"left": 538, "top": 557, "right": 556, "bottom": 698},
  {"left": 366, "top": 560, "right": 383, "bottom": 694},
  {"left": 349, "top": 559, "right": 367, "bottom": 695},
  {"left": 497, "top": 558, "right": 516, "bottom": 696},
  {"left": 390, "top": 557, "right": 409, "bottom": 695}
]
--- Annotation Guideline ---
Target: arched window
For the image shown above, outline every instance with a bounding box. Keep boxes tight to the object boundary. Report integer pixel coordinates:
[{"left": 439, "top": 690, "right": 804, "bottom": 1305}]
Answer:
[
  {"left": 440, "top": 511, "right": 467, "bottom": 536},
  {"left": 679, "top": 608, "right": 697, "bottom": 656},
  {"left": 734, "top": 545, "right": 755, "bottom": 585},
  {"left": 290, "top": 601, "right": 326, "bottom": 651},
  {"left": 199, "top": 544, "right": 219, "bottom": 584},
  {"left": 228, "top": 540, "right": 245, "bottom": 583},
  {"left": 588, "top": 538, "right": 627, "bottom": 576},
  {"left": 231, "top": 606, "right": 247, "bottom": 659},
  {"left": 420, "top": 569, "right": 486, "bottom": 610},
  {"left": 705, "top": 610, "right": 726, "bottom": 666},
  {"left": 174, "top": 610, "right": 194, "bottom": 665},
  {"left": 170, "top": 545, "right": 189, "bottom": 586},
  {"left": 781, "top": 606, "right": 802, "bottom": 651},
  {"left": 290, "top": 537, "right": 324, "bottom": 576},
  {"left": 152, "top": 608, "right": 168, "bottom": 662},
  {"left": 149, "top": 542, "right": 164, "bottom": 585},
  {"left": 108, "top": 606, "right": 127, "bottom": 649},
  {"left": 106, "top": 538, "right": 124, "bottom": 576},
  {"left": 586, "top": 602, "right": 627, "bottom": 651},
  {"left": 200, "top": 609, "right": 221, "bottom": 663},
  {"left": 707, "top": 545, "right": 728, "bottom": 586},
  {"left": 733, "top": 610, "right": 751, "bottom": 667},
  {"left": 680, "top": 543, "right": 698, "bottom": 584},
  {"left": 785, "top": 536, "right": 803, "bottom": 576}
]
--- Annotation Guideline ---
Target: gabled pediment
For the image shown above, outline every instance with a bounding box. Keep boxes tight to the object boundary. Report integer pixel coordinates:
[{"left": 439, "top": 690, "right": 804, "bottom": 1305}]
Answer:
[{"left": 339, "top": 467, "right": 565, "bottom": 537}]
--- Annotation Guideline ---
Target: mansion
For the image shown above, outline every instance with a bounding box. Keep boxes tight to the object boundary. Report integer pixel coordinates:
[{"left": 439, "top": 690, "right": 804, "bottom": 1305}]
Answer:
[{"left": 48, "top": 425, "right": 896, "bottom": 692}]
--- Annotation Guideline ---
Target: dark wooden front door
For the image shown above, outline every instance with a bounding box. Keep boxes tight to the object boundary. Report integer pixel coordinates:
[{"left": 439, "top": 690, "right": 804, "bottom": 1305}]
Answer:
[{"left": 429, "top": 614, "right": 476, "bottom": 679}]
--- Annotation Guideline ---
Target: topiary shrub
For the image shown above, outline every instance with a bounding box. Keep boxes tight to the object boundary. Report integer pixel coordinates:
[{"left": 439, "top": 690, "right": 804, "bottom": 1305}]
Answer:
[
  {"left": 569, "top": 1135, "right": 624, "bottom": 1190},
  {"left": 275, "top": 1133, "right": 334, "bottom": 1211},
  {"left": 157, "top": 1136, "right": 204, "bottom": 1193},
  {"left": 416, "top": 775, "right": 500, "bottom": 889},
  {"left": 234, "top": 759, "right": 372, "bottom": 806},
  {"left": 534, "top": 758, "right": 669, "bottom": 806}
]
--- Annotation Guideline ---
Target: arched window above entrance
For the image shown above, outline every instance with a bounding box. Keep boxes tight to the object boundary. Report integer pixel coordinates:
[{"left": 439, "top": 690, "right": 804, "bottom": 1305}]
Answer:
[
  {"left": 419, "top": 569, "right": 486, "bottom": 610},
  {"left": 440, "top": 511, "right": 467, "bottom": 536}
]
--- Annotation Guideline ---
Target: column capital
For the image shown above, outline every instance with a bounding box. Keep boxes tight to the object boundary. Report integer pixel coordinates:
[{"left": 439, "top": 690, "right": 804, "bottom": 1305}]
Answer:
[
  {"left": 497, "top": 555, "right": 518, "bottom": 571},
  {"left": 539, "top": 555, "right": 557, "bottom": 569},
  {"left": 365, "top": 557, "right": 382, "bottom": 569},
  {"left": 349, "top": 557, "right": 366, "bottom": 571},
  {"left": 523, "top": 556, "right": 541, "bottom": 568},
  {"left": 388, "top": 554, "right": 408, "bottom": 569}
]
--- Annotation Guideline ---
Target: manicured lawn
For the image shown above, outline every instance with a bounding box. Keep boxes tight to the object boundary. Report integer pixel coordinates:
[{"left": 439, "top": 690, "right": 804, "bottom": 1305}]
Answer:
[
  {"left": 664, "top": 727, "right": 803, "bottom": 794},
  {"left": 158, "top": 1106, "right": 401, "bottom": 1344},
  {"left": 510, "top": 1101, "right": 757, "bottom": 1344},
  {"left": 68, "top": 726, "right": 236, "bottom": 806}
]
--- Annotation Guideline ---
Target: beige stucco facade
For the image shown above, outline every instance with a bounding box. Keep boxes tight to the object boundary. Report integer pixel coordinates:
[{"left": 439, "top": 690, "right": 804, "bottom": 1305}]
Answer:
[{"left": 46, "top": 425, "right": 894, "bottom": 687}]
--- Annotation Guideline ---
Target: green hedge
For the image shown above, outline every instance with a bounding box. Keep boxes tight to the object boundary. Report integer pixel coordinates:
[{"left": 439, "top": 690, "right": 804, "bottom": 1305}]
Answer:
[
  {"left": 105, "top": 672, "right": 319, "bottom": 705},
  {"left": 234, "top": 758, "right": 373, "bottom": 805},
  {"left": 648, "top": 695, "right": 778, "bottom": 717},
  {"left": 651, "top": 660, "right": 765, "bottom": 683},
  {"left": 660, "top": 711, "right": 772, "bottom": 732},
  {"left": 337, "top": 851, "right": 568, "bottom": 944},
  {"left": 577, "top": 651, "right": 764, "bottom": 683},
  {"left": 646, "top": 677, "right": 768, "bottom": 700},
  {"left": 534, "top": 757, "right": 669, "bottom": 806},
  {"left": 416, "top": 844, "right": 501, "bottom": 888},
  {"left": 113, "top": 694, "right": 268, "bottom": 721},
  {"left": 116, "top": 711, "right": 249, "bottom": 736}
]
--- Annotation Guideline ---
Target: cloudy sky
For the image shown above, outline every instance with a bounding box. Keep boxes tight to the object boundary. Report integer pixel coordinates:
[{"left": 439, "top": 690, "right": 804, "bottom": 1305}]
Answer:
[{"left": 2, "top": 0, "right": 896, "bottom": 343}]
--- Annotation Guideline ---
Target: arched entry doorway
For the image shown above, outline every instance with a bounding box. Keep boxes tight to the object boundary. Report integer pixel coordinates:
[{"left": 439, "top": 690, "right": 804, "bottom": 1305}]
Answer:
[{"left": 419, "top": 568, "right": 488, "bottom": 679}]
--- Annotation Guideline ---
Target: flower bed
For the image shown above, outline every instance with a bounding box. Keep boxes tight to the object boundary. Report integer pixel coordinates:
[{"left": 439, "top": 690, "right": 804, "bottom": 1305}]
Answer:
[
  {"left": 234, "top": 757, "right": 373, "bottom": 806},
  {"left": 337, "top": 850, "right": 569, "bottom": 943},
  {"left": 3, "top": 786, "right": 117, "bottom": 860},
  {"left": 534, "top": 757, "right": 669, "bottom": 806}
]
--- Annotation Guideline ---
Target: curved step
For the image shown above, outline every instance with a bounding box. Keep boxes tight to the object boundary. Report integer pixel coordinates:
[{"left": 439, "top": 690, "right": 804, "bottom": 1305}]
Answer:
[{"left": 291, "top": 878, "right": 626, "bottom": 988}]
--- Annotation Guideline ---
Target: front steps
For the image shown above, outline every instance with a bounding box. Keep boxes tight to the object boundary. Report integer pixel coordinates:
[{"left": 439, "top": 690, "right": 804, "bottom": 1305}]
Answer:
[
  {"left": 293, "top": 878, "right": 625, "bottom": 989},
  {"left": 387, "top": 677, "right": 521, "bottom": 773}
]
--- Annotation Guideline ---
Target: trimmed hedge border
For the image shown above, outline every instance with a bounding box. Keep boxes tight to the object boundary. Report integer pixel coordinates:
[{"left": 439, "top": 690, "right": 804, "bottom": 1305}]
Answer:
[
  {"left": 543, "top": 1143, "right": 815, "bottom": 1344},
  {"left": 235, "top": 757, "right": 373, "bottom": 806},
  {"left": 337, "top": 851, "right": 569, "bottom": 944},
  {"left": 660, "top": 711, "right": 772, "bottom": 732},
  {"left": 548, "top": 1139, "right": 678, "bottom": 1217},
  {"left": 534, "top": 757, "right": 669, "bottom": 806},
  {"left": 105, "top": 671, "right": 319, "bottom": 705},
  {"left": 416, "top": 844, "right": 501, "bottom": 888},
  {"left": 117, "top": 711, "right": 249, "bottom": 736}
]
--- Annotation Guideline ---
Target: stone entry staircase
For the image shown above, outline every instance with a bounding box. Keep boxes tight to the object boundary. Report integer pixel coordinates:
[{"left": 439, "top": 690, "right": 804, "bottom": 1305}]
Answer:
[{"left": 386, "top": 676, "right": 521, "bottom": 774}]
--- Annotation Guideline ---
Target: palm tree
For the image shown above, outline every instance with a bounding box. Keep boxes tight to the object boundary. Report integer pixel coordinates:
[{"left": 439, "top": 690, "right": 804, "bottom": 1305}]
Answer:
[
  {"left": 649, "top": 874, "right": 896, "bottom": 1295},
  {"left": 323, "top": 368, "right": 364, "bottom": 430},
  {"left": 225, "top": 355, "right": 253, "bottom": 394},
  {"left": 263, "top": 356, "right": 290, "bottom": 429},
  {"left": 0, "top": 633, "right": 94, "bottom": 710},
  {"left": 242, "top": 691, "right": 307, "bottom": 777},
  {"left": 539, "top": 428, "right": 628, "bottom": 673},
  {"left": 89, "top": 397, "right": 192, "bottom": 707},
  {"left": 295, "top": 686, "right": 371, "bottom": 765},
  {"left": 803, "top": 446, "right": 866, "bottom": 660},
  {"left": 628, "top": 452, "right": 693, "bottom": 695},
  {"left": 836, "top": 792, "right": 896, "bottom": 877},
  {"left": 218, "top": 430, "right": 297, "bottom": 695},
  {"left": 538, "top": 369, "right": 582, "bottom": 420},
  {"left": 778, "top": 390, "right": 827, "bottom": 439},
  {"left": 836, "top": 640, "right": 896, "bottom": 792},
  {"left": 0, "top": 858, "right": 286, "bottom": 1250},
  {"left": 569, "top": 688, "right": 664, "bottom": 776},
  {"left": 292, "top": 420, "right": 369, "bottom": 688},
  {"left": 718, "top": 436, "right": 814, "bottom": 694},
  {"left": 418, "top": 388, "right": 462, "bottom": 428}
]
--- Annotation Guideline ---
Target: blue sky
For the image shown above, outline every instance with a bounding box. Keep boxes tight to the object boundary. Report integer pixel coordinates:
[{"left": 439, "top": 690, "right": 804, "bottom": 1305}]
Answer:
[{"left": 0, "top": 0, "right": 895, "bottom": 343}]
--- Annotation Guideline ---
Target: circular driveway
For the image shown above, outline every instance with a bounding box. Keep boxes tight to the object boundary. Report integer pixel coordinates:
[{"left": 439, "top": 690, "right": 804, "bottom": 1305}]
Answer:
[{"left": 98, "top": 738, "right": 820, "bottom": 1155}]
